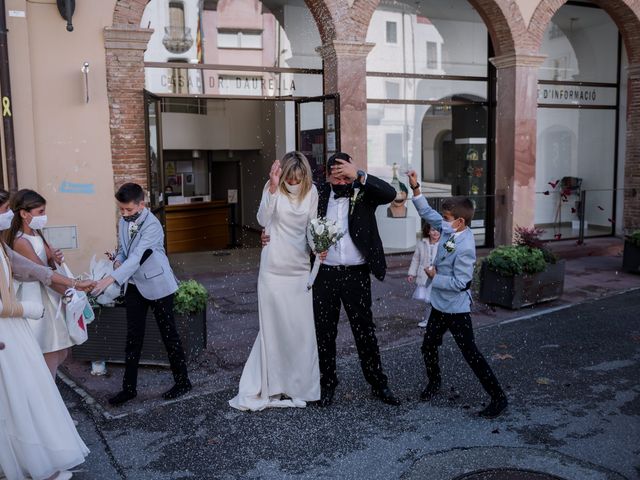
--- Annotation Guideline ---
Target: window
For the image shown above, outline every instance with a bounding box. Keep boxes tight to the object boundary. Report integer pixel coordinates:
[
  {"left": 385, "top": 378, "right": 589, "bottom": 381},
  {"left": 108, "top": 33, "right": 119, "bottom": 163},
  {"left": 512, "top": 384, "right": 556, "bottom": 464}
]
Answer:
[
  {"left": 168, "top": 2, "right": 185, "bottom": 30},
  {"left": 385, "top": 133, "right": 403, "bottom": 166},
  {"left": 427, "top": 41, "right": 438, "bottom": 70},
  {"left": 385, "top": 81, "right": 400, "bottom": 100},
  {"left": 217, "top": 75, "right": 263, "bottom": 96},
  {"left": 161, "top": 98, "right": 207, "bottom": 115},
  {"left": 169, "top": 59, "right": 188, "bottom": 94},
  {"left": 218, "top": 30, "right": 263, "bottom": 49},
  {"left": 385, "top": 21, "right": 397, "bottom": 44}
]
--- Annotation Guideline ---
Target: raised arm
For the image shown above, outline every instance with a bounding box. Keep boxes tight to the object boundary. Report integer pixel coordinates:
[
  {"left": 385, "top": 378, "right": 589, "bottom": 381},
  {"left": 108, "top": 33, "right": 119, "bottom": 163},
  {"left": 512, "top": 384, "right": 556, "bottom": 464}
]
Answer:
[
  {"left": 257, "top": 160, "right": 282, "bottom": 228},
  {"left": 360, "top": 174, "right": 397, "bottom": 206},
  {"left": 256, "top": 184, "right": 278, "bottom": 228},
  {"left": 407, "top": 170, "right": 454, "bottom": 235}
]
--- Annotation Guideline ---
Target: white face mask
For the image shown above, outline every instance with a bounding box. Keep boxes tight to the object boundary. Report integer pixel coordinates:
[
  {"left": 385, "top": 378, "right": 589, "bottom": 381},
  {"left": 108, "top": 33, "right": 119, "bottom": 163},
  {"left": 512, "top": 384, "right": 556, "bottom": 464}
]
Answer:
[
  {"left": 0, "top": 210, "right": 14, "bottom": 231},
  {"left": 29, "top": 214, "right": 48, "bottom": 231},
  {"left": 444, "top": 220, "right": 457, "bottom": 232},
  {"left": 285, "top": 182, "right": 301, "bottom": 194}
]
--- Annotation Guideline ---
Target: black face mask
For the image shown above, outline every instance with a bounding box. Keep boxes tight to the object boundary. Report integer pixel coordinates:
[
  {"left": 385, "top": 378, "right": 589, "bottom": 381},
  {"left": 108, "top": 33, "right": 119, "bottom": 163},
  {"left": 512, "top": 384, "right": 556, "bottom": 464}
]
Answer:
[
  {"left": 332, "top": 184, "right": 353, "bottom": 198},
  {"left": 123, "top": 210, "right": 142, "bottom": 223}
]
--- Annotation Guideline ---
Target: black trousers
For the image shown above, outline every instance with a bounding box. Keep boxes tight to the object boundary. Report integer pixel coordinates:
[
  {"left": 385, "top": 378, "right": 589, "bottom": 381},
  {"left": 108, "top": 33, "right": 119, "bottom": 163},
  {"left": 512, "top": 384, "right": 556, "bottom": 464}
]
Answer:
[
  {"left": 312, "top": 264, "right": 388, "bottom": 392},
  {"left": 422, "top": 307, "right": 504, "bottom": 399},
  {"left": 123, "top": 284, "right": 189, "bottom": 393}
]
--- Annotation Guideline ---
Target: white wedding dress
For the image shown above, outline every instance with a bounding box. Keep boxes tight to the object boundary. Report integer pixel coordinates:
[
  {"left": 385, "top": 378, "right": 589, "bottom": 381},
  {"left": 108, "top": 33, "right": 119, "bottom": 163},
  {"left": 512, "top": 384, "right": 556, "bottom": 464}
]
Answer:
[
  {"left": 229, "top": 184, "right": 321, "bottom": 411},
  {"left": 0, "top": 248, "right": 89, "bottom": 480}
]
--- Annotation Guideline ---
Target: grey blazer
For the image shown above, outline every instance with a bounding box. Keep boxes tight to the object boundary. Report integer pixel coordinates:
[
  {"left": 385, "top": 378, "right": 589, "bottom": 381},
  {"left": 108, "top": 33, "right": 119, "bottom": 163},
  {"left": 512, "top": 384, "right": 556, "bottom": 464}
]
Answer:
[
  {"left": 112, "top": 208, "right": 178, "bottom": 301},
  {"left": 412, "top": 195, "right": 475, "bottom": 314}
]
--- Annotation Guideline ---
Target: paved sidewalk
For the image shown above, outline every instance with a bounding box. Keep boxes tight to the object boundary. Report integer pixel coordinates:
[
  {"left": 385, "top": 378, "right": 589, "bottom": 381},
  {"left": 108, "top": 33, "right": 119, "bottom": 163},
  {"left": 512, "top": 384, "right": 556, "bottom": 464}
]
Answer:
[
  {"left": 60, "top": 238, "right": 640, "bottom": 418},
  {"left": 62, "top": 289, "right": 640, "bottom": 479}
]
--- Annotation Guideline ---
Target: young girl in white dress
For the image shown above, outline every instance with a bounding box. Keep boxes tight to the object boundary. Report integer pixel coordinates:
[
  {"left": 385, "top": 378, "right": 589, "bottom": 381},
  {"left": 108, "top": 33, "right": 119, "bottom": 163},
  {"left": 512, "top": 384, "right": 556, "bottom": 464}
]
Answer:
[
  {"left": 5, "top": 190, "right": 72, "bottom": 378},
  {"left": 0, "top": 189, "right": 92, "bottom": 480},
  {"left": 408, "top": 221, "right": 441, "bottom": 328},
  {"left": 229, "top": 151, "right": 323, "bottom": 411}
]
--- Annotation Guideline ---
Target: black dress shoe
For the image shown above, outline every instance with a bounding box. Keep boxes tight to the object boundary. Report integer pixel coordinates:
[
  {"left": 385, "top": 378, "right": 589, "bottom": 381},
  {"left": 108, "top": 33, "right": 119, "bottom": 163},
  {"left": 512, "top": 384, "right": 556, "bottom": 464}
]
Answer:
[
  {"left": 372, "top": 386, "right": 401, "bottom": 406},
  {"left": 478, "top": 395, "right": 508, "bottom": 419},
  {"left": 163, "top": 381, "right": 192, "bottom": 400},
  {"left": 419, "top": 381, "right": 441, "bottom": 401},
  {"left": 317, "top": 388, "right": 335, "bottom": 407},
  {"left": 108, "top": 390, "right": 137, "bottom": 406}
]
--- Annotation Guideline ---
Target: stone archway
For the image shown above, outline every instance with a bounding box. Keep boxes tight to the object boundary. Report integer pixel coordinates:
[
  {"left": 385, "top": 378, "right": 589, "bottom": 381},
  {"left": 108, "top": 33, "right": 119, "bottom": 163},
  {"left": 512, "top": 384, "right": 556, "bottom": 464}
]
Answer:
[
  {"left": 528, "top": 0, "right": 640, "bottom": 231},
  {"left": 105, "top": 0, "right": 341, "bottom": 191},
  {"left": 106, "top": 0, "right": 529, "bottom": 189}
]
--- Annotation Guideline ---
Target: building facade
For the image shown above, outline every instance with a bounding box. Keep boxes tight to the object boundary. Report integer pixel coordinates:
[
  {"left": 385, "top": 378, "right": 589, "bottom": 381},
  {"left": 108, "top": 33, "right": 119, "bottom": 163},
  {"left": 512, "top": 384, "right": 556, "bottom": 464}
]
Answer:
[{"left": 1, "top": 0, "right": 638, "bottom": 270}]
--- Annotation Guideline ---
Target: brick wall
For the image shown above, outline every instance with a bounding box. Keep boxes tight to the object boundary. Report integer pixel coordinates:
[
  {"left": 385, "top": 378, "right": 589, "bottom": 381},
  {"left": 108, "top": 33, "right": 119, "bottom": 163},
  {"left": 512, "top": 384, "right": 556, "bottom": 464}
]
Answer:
[
  {"left": 105, "top": 27, "right": 152, "bottom": 190},
  {"left": 625, "top": 71, "right": 640, "bottom": 230}
]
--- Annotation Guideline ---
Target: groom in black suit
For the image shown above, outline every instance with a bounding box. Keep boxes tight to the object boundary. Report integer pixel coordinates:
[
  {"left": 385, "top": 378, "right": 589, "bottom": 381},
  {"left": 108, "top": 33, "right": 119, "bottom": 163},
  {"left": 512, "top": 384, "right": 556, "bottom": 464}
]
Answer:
[{"left": 313, "top": 152, "right": 400, "bottom": 407}]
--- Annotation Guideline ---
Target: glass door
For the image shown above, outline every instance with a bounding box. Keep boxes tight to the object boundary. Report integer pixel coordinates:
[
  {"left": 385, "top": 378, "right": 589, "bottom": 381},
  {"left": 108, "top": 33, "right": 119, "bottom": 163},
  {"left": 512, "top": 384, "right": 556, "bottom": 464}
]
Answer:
[
  {"left": 143, "top": 90, "right": 165, "bottom": 228},
  {"left": 295, "top": 94, "right": 340, "bottom": 184}
]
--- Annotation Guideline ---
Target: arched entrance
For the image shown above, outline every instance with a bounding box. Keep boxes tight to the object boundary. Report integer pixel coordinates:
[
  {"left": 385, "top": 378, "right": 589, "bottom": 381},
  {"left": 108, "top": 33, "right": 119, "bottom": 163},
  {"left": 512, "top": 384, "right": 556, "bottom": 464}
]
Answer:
[{"left": 529, "top": 0, "right": 640, "bottom": 237}]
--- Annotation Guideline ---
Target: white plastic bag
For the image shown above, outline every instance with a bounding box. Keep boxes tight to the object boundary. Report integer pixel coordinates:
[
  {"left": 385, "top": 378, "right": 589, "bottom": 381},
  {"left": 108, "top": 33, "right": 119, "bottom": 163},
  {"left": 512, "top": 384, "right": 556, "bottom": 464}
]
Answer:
[
  {"left": 89, "top": 255, "right": 122, "bottom": 305},
  {"left": 63, "top": 288, "right": 88, "bottom": 345}
]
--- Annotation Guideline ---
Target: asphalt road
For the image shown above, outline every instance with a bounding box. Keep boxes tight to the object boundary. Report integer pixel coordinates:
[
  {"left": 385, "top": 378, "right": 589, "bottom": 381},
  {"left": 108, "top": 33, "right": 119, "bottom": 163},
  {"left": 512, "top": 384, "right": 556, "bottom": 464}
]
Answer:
[{"left": 63, "top": 289, "right": 640, "bottom": 480}]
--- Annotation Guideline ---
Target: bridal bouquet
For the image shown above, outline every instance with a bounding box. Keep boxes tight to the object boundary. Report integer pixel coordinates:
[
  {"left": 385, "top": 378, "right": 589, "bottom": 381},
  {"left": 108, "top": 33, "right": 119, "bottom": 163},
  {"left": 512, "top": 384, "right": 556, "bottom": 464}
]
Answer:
[{"left": 306, "top": 217, "right": 344, "bottom": 290}]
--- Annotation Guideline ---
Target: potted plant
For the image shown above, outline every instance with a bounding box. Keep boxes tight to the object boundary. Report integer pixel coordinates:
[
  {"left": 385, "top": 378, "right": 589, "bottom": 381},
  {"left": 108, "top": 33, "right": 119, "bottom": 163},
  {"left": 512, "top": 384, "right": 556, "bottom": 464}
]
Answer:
[
  {"left": 72, "top": 280, "right": 208, "bottom": 366},
  {"left": 479, "top": 226, "right": 565, "bottom": 309},
  {"left": 623, "top": 230, "right": 640, "bottom": 274}
]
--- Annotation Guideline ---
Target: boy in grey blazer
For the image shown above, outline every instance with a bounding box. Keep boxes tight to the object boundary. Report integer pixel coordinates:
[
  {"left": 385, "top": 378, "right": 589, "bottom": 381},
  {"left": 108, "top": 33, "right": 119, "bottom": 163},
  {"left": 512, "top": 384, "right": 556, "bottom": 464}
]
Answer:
[
  {"left": 407, "top": 171, "right": 507, "bottom": 418},
  {"left": 93, "top": 183, "right": 191, "bottom": 406}
]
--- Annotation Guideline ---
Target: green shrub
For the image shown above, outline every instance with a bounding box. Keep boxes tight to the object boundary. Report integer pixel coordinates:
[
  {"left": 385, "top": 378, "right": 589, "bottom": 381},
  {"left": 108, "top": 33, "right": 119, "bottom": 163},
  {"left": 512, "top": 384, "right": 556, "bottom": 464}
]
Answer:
[
  {"left": 484, "top": 245, "right": 547, "bottom": 277},
  {"left": 626, "top": 230, "right": 640, "bottom": 248},
  {"left": 514, "top": 225, "right": 557, "bottom": 264},
  {"left": 174, "top": 280, "right": 209, "bottom": 316}
]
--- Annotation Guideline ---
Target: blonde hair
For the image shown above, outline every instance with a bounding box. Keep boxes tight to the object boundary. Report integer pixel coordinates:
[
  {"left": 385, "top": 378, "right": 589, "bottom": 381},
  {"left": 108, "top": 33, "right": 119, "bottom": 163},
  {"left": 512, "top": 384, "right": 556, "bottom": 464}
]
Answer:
[{"left": 278, "top": 151, "right": 313, "bottom": 200}]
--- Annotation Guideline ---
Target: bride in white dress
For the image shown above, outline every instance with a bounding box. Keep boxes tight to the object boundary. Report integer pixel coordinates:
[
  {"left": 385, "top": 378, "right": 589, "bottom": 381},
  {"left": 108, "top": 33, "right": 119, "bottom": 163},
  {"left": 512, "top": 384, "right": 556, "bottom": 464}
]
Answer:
[
  {"left": 0, "top": 190, "right": 91, "bottom": 480},
  {"left": 230, "top": 152, "right": 322, "bottom": 411}
]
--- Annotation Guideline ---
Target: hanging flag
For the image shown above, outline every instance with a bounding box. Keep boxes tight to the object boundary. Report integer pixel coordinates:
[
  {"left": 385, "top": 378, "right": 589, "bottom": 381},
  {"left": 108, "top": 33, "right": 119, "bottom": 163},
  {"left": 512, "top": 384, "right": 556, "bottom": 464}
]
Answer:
[{"left": 196, "top": 12, "right": 203, "bottom": 63}]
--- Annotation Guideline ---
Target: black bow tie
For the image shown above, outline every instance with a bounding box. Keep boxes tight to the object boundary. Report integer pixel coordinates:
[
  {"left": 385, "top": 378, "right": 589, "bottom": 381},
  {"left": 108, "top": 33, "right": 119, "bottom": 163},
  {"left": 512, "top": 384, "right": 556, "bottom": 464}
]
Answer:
[{"left": 332, "top": 186, "right": 354, "bottom": 199}]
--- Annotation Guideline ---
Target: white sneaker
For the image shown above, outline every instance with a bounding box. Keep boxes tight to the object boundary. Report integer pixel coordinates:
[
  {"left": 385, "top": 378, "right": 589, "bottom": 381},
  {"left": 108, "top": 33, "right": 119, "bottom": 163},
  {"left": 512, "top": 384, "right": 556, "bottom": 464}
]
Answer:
[
  {"left": 418, "top": 319, "right": 428, "bottom": 328},
  {"left": 56, "top": 471, "right": 73, "bottom": 480}
]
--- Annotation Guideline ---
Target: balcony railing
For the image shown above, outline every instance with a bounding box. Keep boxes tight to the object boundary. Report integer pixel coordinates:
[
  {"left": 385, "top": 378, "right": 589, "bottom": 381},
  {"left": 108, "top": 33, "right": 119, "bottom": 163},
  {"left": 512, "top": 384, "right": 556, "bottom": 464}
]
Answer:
[{"left": 162, "top": 26, "right": 193, "bottom": 54}]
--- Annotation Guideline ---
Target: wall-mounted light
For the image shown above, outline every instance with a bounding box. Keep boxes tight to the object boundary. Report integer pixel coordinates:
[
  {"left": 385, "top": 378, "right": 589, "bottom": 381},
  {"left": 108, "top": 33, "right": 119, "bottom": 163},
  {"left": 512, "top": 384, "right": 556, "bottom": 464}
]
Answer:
[
  {"left": 56, "top": 0, "right": 75, "bottom": 32},
  {"left": 81, "top": 62, "right": 89, "bottom": 103}
]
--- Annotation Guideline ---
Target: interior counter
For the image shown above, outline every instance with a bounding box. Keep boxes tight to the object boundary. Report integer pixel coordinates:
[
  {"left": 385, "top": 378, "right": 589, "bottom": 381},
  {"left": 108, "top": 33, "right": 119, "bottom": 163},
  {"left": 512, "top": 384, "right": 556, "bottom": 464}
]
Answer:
[{"left": 165, "top": 201, "right": 229, "bottom": 253}]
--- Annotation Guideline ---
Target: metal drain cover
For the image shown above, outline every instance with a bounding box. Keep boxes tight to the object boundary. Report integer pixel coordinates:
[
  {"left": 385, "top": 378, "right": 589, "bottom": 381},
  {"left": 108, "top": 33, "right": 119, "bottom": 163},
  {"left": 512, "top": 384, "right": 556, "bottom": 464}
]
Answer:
[{"left": 453, "top": 469, "right": 567, "bottom": 480}]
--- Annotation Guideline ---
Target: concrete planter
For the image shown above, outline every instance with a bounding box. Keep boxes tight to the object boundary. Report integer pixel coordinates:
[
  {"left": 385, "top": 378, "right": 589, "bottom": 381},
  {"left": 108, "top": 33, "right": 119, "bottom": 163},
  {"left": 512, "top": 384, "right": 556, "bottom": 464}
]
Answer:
[
  {"left": 479, "top": 260, "right": 565, "bottom": 310},
  {"left": 71, "top": 306, "right": 206, "bottom": 366},
  {"left": 622, "top": 241, "right": 640, "bottom": 274}
]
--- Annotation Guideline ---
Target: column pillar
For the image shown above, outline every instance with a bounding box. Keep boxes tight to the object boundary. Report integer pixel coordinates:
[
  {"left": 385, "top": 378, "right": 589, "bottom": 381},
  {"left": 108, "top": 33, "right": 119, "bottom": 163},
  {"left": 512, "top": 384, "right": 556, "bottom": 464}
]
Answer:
[
  {"left": 489, "top": 52, "right": 546, "bottom": 246},
  {"left": 624, "top": 63, "right": 640, "bottom": 231},
  {"left": 318, "top": 40, "right": 374, "bottom": 169},
  {"left": 104, "top": 25, "right": 153, "bottom": 189}
]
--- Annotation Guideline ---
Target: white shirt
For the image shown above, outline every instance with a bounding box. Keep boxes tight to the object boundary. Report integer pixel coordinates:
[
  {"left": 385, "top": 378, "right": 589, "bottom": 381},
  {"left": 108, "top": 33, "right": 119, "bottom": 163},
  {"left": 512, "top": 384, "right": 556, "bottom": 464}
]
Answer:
[
  {"left": 126, "top": 222, "right": 137, "bottom": 284},
  {"left": 324, "top": 190, "right": 366, "bottom": 267}
]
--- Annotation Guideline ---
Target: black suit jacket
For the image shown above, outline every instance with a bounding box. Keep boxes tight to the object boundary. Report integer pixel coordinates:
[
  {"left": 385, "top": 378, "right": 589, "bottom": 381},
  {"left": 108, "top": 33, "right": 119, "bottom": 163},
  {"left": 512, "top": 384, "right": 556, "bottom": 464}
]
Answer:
[{"left": 318, "top": 174, "right": 396, "bottom": 281}]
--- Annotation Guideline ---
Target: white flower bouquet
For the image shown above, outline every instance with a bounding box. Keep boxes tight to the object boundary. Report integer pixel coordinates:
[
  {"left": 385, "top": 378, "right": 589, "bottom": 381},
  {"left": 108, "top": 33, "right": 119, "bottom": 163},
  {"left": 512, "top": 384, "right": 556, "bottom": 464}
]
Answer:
[{"left": 306, "top": 217, "right": 344, "bottom": 290}]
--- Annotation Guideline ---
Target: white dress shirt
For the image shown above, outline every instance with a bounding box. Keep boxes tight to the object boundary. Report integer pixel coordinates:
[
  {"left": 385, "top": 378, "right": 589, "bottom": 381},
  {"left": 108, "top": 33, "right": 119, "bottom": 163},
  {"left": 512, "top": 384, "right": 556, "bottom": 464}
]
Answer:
[
  {"left": 324, "top": 190, "right": 366, "bottom": 267},
  {"left": 126, "top": 221, "right": 137, "bottom": 284}
]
